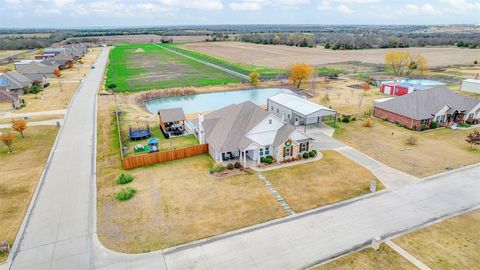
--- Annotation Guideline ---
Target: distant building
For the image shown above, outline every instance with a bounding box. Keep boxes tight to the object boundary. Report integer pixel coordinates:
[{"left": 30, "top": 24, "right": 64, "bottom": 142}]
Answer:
[
  {"left": 373, "top": 87, "right": 480, "bottom": 130},
  {"left": 16, "top": 61, "right": 57, "bottom": 78},
  {"left": 0, "top": 88, "right": 21, "bottom": 111},
  {"left": 380, "top": 80, "right": 445, "bottom": 96},
  {"left": 0, "top": 71, "right": 32, "bottom": 94}
]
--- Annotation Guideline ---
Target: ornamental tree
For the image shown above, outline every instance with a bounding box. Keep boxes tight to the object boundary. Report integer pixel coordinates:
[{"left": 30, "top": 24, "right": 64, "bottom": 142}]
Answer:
[
  {"left": 12, "top": 119, "right": 28, "bottom": 138},
  {"left": 289, "top": 63, "right": 314, "bottom": 88},
  {"left": 1, "top": 133, "right": 15, "bottom": 153},
  {"left": 466, "top": 130, "right": 480, "bottom": 150}
]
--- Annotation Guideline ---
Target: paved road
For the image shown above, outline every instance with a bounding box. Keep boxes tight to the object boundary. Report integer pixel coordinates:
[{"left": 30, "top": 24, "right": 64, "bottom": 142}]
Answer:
[
  {"left": 153, "top": 44, "right": 250, "bottom": 80},
  {"left": 92, "top": 164, "right": 480, "bottom": 270},
  {"left": 8, "top": 47, "right": 109, "bottom": 270}
]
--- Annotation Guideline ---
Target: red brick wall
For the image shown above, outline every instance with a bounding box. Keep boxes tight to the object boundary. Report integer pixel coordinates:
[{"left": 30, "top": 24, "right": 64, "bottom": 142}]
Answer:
[{"left": 373, "top": 107, "right": 425, "bottom": 130}]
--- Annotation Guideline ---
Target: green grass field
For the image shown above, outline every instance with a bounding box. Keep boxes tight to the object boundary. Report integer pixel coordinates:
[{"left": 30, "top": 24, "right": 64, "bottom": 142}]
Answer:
[{"left": 106, "top": 43, "right": 241, "bottom": 92}]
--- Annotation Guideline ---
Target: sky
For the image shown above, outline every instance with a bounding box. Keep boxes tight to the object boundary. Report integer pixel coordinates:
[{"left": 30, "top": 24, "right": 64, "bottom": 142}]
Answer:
[{"left": 0, "top": 0, "right": 479, "bottom": 28}]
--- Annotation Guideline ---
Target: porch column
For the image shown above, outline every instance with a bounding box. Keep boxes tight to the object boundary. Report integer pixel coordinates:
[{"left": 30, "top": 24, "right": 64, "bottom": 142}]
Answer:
[
  {"left": 243, "top": 151, "right": 246, "bottom": 165},
  {"left": 256, "top": 149, "right": 260, "bottom": 165}
]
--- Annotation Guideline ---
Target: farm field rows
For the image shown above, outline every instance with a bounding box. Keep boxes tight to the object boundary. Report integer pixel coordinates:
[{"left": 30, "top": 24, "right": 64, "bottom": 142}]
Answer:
[
  {"left": 181, "top": 42, "right": 477, "bottom": 69},
  {"left": 106, "top": 43, "right": 242, "bottom": 92}
]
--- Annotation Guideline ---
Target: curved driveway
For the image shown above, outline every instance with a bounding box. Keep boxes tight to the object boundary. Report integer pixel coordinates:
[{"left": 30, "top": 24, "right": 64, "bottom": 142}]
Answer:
[{"left": 7, "top": 46, "right": 480, "bottom": 270}]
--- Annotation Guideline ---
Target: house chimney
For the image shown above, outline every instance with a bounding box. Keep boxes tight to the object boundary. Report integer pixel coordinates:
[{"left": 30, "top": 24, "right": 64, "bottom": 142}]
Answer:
[{"left": 198, "top": 113, "right": 205, "bottom": 144}]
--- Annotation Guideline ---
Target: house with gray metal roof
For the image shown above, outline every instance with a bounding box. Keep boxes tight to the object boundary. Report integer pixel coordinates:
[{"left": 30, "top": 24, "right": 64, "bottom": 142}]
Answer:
[
  {"left": 373, "top": 87, "right": 480, "bottom": 130},
  {"left": 191, "top": 101, "right": 314, "bottom": 165},
  {"left": 16, "top": 61, "right": 57, "bottom": 78}
]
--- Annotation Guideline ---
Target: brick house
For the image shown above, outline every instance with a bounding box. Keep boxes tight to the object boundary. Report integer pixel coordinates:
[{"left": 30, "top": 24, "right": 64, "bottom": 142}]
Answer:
[{"left": 373, "top": 87, "right": 480, "bottom": 130}]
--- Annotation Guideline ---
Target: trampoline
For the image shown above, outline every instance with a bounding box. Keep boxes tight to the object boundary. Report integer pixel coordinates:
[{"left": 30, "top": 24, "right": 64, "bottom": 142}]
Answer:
[{"left": 129, "top": 124, "right": 151, "bottom": 141}]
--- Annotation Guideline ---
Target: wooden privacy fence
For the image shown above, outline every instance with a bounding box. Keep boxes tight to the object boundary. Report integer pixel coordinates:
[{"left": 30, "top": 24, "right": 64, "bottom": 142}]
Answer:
[{"left": 122, "top": 144, "right": 209, "bottom": 170}]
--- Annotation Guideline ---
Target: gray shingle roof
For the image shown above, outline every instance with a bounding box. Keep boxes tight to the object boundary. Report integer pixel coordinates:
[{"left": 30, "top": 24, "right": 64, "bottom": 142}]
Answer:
[
  {"left": 0, "top": 89, "right": 19, "bottom": 102},
  {"left": 0, "top": 71, "right": 31, "bottom": 90},
  {"left": 273, "top": 124, "right": 296, "bottom": 147},
  {"left": 375, "top": 87, "right": 480, "bottom": 120},
  {"left": 158, "top": 107, "right": 186, "bottom": 123},
  {"left": 202, "top": 101, "right": 270, "bottom": 152},
  {"left": 16, "top": 61, "right": 56, "bottom": 75}
]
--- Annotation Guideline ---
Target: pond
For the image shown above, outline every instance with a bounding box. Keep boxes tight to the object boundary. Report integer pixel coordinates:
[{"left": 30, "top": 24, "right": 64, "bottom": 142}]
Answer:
[{"left": 144, "top": 88, "right": 300, "bottom": 114}]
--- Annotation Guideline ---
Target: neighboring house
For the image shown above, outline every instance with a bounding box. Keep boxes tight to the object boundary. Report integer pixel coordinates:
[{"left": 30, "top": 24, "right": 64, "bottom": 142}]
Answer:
[
  {"left": 34, "top": 53, "right": 55, "bottom": 60},
  {"left": 23, "top": 73, "right": 47, "bottom": 85},
  {"left": 267, "top": 93, "right": 336, "bottom": 131},
  {"left": 158, "top": 107, "right": 186, "bottom": 130},
  {"left": 0, "top": 88, "right": 21, "bottom": 110},
  {"left": 461, "top": 79, "right": 480, "bottom": 94},
  {"left": 191, "top": 101, "right": 314, "bottom": 165},
  {"left": 16, "top": 61, "right": 57, "bottom": 78},
  {"left": 373, "top": 87, "right": 480, "bottom": 130},
  {"left": 0, "top": 71, "right": 32, "bottom": 94},
  {"left": 14, "top": 59, "right": 42, "bottom": 70},
  {"left": 44, "top": 47, "right": 66, "bottom": 56},
  {"left": 380, "top": 80, "right": 445, "bottom": 96}
]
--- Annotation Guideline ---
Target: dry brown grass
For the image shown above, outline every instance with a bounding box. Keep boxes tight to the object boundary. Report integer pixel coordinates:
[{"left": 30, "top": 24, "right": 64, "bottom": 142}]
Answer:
[
  {"left": 312, "top": 244, "right": 416, "bottom": 270},
  {"left": 264, "top": 151, "right": 383, "bottom": 212},
  {"left": 0, "top": 126, "right": 58, "bottom": 259},
  {"left": 394, "top": 209, "right": 480, "bottom": 270},
  {"left": 182, "top": 42, "right": 475, "bottom": 69},
  {"left": 18, "top": 48, "right": 101, "bottom": 113},
  {"left": 0, "top": 50, "right": 28, "bottom": 59},
  {"left": 334, "top": 118, "right": 480, "bottom": 177},
  {"left": 96, "top": 96, "right": 285, "bottom": 253},
  {"left": 0, "top": 115, "right": 63, "bottom": 125},
  {"left": 89, "top": 35, "right": 208, "bottom": 44}
]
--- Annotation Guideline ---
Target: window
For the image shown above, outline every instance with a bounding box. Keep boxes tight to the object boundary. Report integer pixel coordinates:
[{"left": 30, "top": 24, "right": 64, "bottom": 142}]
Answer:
[
  {"left": 268, "top": 119, "right": 272, "bottom": 124},
  {"left": 435, "top": 115, "right": 446, "bottom": 123},
  {"left": 288, "top": 114, "right": 291, "bottom": 119},
  {"left": 271, "top": 106, "right": 273, "bottom": 110},
  {"left": 468, "top": 113, "right": 474, "bottom": 119},
  {"left": 421, "top": 119, "right": 428, "bottom": 125},
  {"left": 285, "top": 147, "right": 291, "bottom": 157},
  {"left": 259, "top": 148, "right": 264, "bottom": 156},
  {"left": 277, "top": 109, "right": 279, "bottom": 113},
  {"left": 265, "top": 147, "right": 270, "bottom": 155},
  {"left": 301, "top": 143, "right": 307, "bottom": 152}
]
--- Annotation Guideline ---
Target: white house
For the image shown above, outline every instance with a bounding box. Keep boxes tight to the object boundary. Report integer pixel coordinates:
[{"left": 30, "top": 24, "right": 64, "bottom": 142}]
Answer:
[
  {"left": 267, "top": 93, "right": 337, "bottom": 131},
  {"left": 191, "top": 101, "right": 314, "bottom": 165},
  {"left": 461, "top": 79, "right": 480, "bottom": 94}
]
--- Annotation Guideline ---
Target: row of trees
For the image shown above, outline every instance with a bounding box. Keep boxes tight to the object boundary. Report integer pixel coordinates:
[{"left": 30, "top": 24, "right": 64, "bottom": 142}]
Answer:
[{"left": 237, "top": 32, "right": 480, "bottom": 50}]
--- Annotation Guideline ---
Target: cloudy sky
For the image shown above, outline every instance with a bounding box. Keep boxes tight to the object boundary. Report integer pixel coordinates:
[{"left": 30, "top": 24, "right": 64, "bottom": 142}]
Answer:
[{"left": 1, "top": 0, "right": 479, "bottom": 28}]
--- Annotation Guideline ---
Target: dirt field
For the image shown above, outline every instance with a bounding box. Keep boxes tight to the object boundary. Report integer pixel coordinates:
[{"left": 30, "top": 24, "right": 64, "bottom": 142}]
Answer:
[
  {"left": 88, "top": 35, "right": 208, "bottom": 44},
  {"left": 0, "top": 50, "right": 27, "bottom": 59},
  {"left": 96, "top": 96, "right": 286, "bottom": 253},
  {"left": 334, "top": 118, "right": 480, "bottom": 177},
  {"left": 182, "top": 42, "right": 478, "bottom": 68},
  {"left": 0, "top": 126, "right": 58, "bottom": 262}
]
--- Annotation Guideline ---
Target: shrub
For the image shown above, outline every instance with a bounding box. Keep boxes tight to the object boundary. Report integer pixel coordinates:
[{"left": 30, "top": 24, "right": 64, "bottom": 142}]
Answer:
[
  {"left": 395, "top": 122, "right": 404, "bottom": 128},
  {"left": 260, "top": 157, "right": 265, "bottom": 163},
  {"left": 351, "top": 117, "right": 356, "bottom": 121},
  {"left": 406, "top": 136, "right": 418, "bottom": 146},
  {"left": 341, "top": 115, "right": 351, "bottom": 123},
  {"left": 412, "top": 125, "right": 417, "bottom": 131},
  {"left": 303, "top": 152, "right": 310, "bottom": 158},
  {"left": 309, "top": 150, "right": 317, "bottom": 158},
  {"left": 475, "top": 60, "right": 478, "bottom": 65},
  {"left": 363, "top": 118, "right": 372, "bottom": 127},
  {"left": 420, "top": 124, "right": 427, "bottom": 131},
  {"left": 116, "top": 188, "right": 136, "bottom": 201},
  {"left": 116, "top": 173, "right": 133, "bottom": 185},
  {"left": 266, "top": 155, "right": 273, "bottom": 160},
  {"left": 209, "top": 164, "right": 225, "bottom": 174},
  {"left": 264, "top": 157, "right": 273, "bottom": 164},
  {"left": 234, "top": 162, "right": 242, "bottom": 169},
  {"left": 226, "top": 163, "right": 234, "bottom": 170},
  {"left": 44, "top": 82, "right": 50, "bottom": 87},
  {"left": 430, "top": 121, "right": 438, "bottom": 129}
]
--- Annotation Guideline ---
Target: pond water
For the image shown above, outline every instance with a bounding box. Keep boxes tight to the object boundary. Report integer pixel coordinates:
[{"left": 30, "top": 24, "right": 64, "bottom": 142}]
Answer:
[
  {"left": 382, "top": 79, "right": 445, "bottom": 86},
  {"left": 144, "top": 88, "right": 299, "bottom": 114}
]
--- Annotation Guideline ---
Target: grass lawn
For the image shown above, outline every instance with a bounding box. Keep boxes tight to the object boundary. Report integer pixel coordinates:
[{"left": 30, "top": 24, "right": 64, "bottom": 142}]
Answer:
[
  {"left": 171, "top": 43, "right": 287, "bottom": 79},
  {"left": 312, "top": 245, "right": 416, "bottom": 270},
  {"left": 106, "top": 43, "right": 241, "bottom": 92},
  {"left": 96, "top": 96, "right": 286, "bottom": 253},
  {"left": 263, "top": 151, "right": 383, "bottom": 212},
  {"left": 334, "top": 118, "right": 480, "bottom": 177},
  {"left": 393, "top": 209, "right": 480, "bottom": 269},
  {"left": 0, "top": 126, "right": 58, "bottom": 262}
]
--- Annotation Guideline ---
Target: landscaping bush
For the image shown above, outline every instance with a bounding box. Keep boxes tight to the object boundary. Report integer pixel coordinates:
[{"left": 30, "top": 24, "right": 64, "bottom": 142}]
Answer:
[
  {"left": 260, "top": 157, "right": 265, "bottom": 163},
  {"left": 44, "top": 82, "right": 50, "bottom": 87},
  {"left": 412, "top": 125, "right": 417, "bottom": 131},
  {"left": 226, "top": 163, "right": 234, "bottom": 170},
  {"left": 116, "top": 173, "right": 133, "bottom": 185},
  {"left": 458, "top": 122, "right": 471, "bottom": 128},
  {"left": 116, "top": 188, "right": 136, "bottom": 201},
  {"left": 475, "top": 60, "right": 478, "bottom": 65},
  {"left": 209, "top": 164, "right": 225, "bottom": 174},
  {"left": 234, "top": 162, "right": 242, "bottom": 169},
  {"left": 351, "top": 117, "right": 356, "bottom": 121},
  {"left": 309, "top": 150, "right": 317, "bottom": 158},
  {"left": 303, "top": 152, "right": 310, "bottom": 158},
  {"left": 264, "top": 157, "right": 273, "bottom": 164},
  {"left": 363, "top": 118, "right": 372, "bottom": 127},
  {"left": 430, "top": 121, "right": 438, "bottom": 129},
  {"left": 341, "top": 115, "right": 351, "bottom": 123},
  {"left": 420, "top": 124, "right": 428, "bottom": 131},
  {"left": 406, "top": 136, "right": 418, "bottom": 146},
  {"left": 266, "top": 155, "right": 273, "bottom": 160}
]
